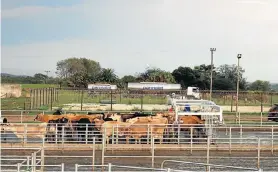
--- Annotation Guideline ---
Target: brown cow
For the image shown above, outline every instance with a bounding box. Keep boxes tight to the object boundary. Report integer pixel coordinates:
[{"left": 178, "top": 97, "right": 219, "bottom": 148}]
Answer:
[
  {"left": 34, "top": 113, "right": 102, "bottom": 123},
  {"left": 126, "top": 117, "right": 168, "bottom": 144},
  {"left": 178, "top": 115, "right": 206, "bottom": 138},
  {"left": 34, "top": 113, "right": 66, "bottom": 122},
  {"left": 179, "top": 116, "right": 204, "bottom": 126},
  {"left": 98, "top": 120, "right": 136, "bottom": 144}
]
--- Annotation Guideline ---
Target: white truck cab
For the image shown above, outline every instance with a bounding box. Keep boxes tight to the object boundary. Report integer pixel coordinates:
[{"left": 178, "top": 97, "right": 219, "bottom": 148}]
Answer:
[{"left": 187, "top": 87, "right": 200, "bottom": 99}]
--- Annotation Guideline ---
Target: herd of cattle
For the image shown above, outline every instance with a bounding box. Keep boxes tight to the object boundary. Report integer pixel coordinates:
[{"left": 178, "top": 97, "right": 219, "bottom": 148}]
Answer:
[{"left": 1, "top": 111, "right": 208, "bottom": 144}]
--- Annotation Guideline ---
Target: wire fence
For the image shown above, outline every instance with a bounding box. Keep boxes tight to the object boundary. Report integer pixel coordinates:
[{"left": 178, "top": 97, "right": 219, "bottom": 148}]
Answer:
[{"left": 3, "top": 88, "right": 278, "bottom": 110}]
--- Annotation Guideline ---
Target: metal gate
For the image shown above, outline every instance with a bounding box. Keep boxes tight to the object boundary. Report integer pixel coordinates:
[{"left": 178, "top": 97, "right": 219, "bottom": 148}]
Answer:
[{"left": 172, "top": 99, "right": 223, "bottom": 139}]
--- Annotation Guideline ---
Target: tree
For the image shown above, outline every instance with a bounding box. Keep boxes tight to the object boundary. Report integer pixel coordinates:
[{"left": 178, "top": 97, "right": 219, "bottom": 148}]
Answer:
[
  {"left": 137, "top": 67, "right": 175, "bottom": 83},
  {"left": 172, "top": 66, "right": 198, "bottom": 88},
  {"left": 98, "top": 68, "right": 118, "bottom": 83},
  {"left": 249, "top": 80, "right": 271, "bottom": 91},
  {"left": 213, "top": 76, "right": 235, "bottom": 90},
  {"left": 120, "top": 75, "right": 137, "bottom": 88},
  {"left": 216, "top": 64, "right": 247, "bottom": 90},
  {"left": 56, "top": 57, "right": 102, "bottom": 87},
  {"left": 34, "top": 73, "right": 48, "bottom": 83},
  {"left": 121, "top": 75, "right": 136, "bottom": 83},
  {"left": 193, "top": 64, "right": 216, "bottom": 89}
]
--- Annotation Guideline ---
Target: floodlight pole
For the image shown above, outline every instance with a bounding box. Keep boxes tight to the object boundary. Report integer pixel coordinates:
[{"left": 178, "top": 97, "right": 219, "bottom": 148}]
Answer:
[
  {"left": 44, "top": 70, "right": 50, "bottom": 84},
  {"left": 209, "top": 48, "right": 216, "bottom": 101},
  {"left": 236, "top": 54, "right": 242, "bottom": 114}
]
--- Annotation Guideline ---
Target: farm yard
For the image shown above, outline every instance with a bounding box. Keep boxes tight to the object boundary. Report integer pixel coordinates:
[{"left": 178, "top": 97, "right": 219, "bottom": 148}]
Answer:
[
  {"left": 1, "top": 83, "right": 278, "bottom": 171},
  {"left": 2, "top": 0, "right": 278, "bottom": 170}
]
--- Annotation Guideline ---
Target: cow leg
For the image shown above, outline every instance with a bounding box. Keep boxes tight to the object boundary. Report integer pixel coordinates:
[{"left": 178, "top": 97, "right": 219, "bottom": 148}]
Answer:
[
  {"left": 126, "top": 137, "right": 129, "bottom": 144},
  {"left": 106, "top": 136, "right": 109, "bottom": 144}
]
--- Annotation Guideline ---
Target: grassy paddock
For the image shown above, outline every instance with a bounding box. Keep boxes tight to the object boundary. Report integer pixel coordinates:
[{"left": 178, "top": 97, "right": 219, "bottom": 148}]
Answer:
[
  {"left": 1, "top": 85, "right": 278, "bottom": 110},
  {"left": 21, "top": 84, "right": 59, "bottom": 89},
  {"left": 54, "top": 89, "right": 278, "bottom": 106}
]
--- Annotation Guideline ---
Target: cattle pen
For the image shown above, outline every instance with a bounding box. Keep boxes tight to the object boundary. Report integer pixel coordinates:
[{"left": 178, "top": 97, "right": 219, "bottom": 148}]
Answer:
[
  {"left": 1, "top": 121, "right": 278, "bottom": 171},
  {"left": 1, "top": 98, "right": 278, "bottom": 172}
]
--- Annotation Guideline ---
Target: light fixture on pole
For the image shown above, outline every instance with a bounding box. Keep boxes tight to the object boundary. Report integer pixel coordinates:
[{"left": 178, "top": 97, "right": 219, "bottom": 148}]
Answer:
[
  {"left": 236, "top": 54, "right": 242, "bottom": 115},
  {"left": 44, "top": 70, "right": 50, "bottom": 84},
  {"left": 209, "top": 48, "right": 216, "bottom": 101}
]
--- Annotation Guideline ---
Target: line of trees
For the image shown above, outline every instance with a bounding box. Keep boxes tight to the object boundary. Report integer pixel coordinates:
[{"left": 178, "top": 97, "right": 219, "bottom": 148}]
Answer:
[{"left": 1, "top": 57, "right": 276, "bottom": 91}]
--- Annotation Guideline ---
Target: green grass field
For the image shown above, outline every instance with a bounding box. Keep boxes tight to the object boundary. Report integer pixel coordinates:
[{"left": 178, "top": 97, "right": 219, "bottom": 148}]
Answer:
[
  {"left": 1, "top": 84, "right": 278, "bottom": 110},
  {"left": 21, "top": 84, "right": 59, "bottom": 89}
]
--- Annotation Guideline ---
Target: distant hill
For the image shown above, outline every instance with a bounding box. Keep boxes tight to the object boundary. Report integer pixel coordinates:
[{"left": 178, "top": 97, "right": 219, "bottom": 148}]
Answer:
[{"left": 1, "top": 73, "right": 30, "bottom": 77}]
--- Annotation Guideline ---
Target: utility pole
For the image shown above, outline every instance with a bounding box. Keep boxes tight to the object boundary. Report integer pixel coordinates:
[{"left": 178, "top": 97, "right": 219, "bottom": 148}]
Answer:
[
  {"left": 209, "top": 48, "right": 216, "bottom": 101},
  {"left": 44, "top": 70, "right": 50, "bottom": 84},
  {"left": 236, "top": 54, "right": 242, "bottom": 115}
]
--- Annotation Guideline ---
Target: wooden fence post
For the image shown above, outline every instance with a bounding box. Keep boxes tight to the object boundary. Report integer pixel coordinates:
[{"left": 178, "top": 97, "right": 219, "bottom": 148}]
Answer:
[
  {"left": 50, "top": 88, "right": 53, "bottom": 110},
  {"left": 260, "top": 92, "right": 263, "bottom": 113},
  {"left": 30, "top": 89, "right": 33, "bottom": 110},
  {"left": 81, "top": 89, "right": 84, "bottom": 111}
]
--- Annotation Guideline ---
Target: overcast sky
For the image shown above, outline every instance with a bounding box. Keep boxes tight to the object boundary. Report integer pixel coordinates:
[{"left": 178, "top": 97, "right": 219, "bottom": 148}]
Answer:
[{"left": 1, "top": 0, "right": 278, "bottom": 83}]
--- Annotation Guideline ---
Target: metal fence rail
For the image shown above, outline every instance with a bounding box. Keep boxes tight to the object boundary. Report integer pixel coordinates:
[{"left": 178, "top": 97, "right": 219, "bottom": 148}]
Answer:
[
  {"left": 1, "top": 110, "right": 278, "bottom": 126},
  {"left": 1, "top": 123, "right": 278, "bottom": 146},
  {"left": 2, "top": 124, "right": 278, "bottom": 171},
  {"left": 161, "top": 160, "right": 261, "bottom": 172},
  {"left": 1, "top": 137, "right": 277, "bottom": 172}
]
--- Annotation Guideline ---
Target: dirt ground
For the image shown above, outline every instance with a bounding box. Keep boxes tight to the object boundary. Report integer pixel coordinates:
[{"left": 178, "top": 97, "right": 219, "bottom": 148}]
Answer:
[
  {"left": 1, "top": 149, "right": 278, "bottom": 171},
  {"left": 60, "top": 104, "right": 271, "bottom": 112}
]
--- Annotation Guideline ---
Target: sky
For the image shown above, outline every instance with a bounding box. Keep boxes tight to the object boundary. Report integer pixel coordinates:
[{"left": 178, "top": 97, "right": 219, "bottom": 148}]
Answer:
[{"left": 1, "top": 0, "right": 278, "bottom": 83}]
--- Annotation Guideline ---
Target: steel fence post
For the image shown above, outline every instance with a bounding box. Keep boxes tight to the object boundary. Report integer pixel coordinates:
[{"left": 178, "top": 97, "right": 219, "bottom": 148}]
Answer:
[
  {"left": 62, "top": 126, "right": 65, "bottom": 147},
  {"left": 147, "top": 124, "right": 150, "bottom": 144},
  {"left": 257, "top": 137, "right": 261, "bottom": 169},
  {"left": 108, "top": 163, "right": 112, "bottom": 172},
  {"left": 206, "top": 137, "right": 210, "bottom": 172},
  {"left": 86, "top": 124, "right": 88, "bottom": 144},
  {"left": 61, "top": 163, "right": 64, "bottom": 172},
  {"left": 41, "top": 147, "right": 45, "bottom": 171},
  {"left": 177, "top": 124, "right": 180, "bottom": 145},
  {"left": 55, "top": 124, "right": 58, "bottom": 144},
  {"left": 24, "top": 124, "right": 27, "bottom": 145},
  {"left": 17, "top": 163, "right": 20, "bottom": 172},
  {"left": 27, "top": 156, "right": 30, "bottom": 170},
  {"left": 92, "top": 137, "right": 96, "bottom": 172},
  {"left": 75, "top": 164, "right": 78, "bottom": 172},
  {"left": 271, "top": 125, "right": 274, "bottom": 155},
  {"left": 151, "top": 137, "right": 155, "bottom": 168},
  {"left": 102, "top": 128, "right": 106, "bottom": 171},
  {"left": 190, "top": 126, "right": 193, "bottom": 155},
  {"left": 116, "top": 124, "right": 119, "bottom": 144},
  {"left": 229, "top": 127, "right": 232, "bottom": 155},
  {"left": 240, "top": 125, "right": 242, "bottom": 144}
]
